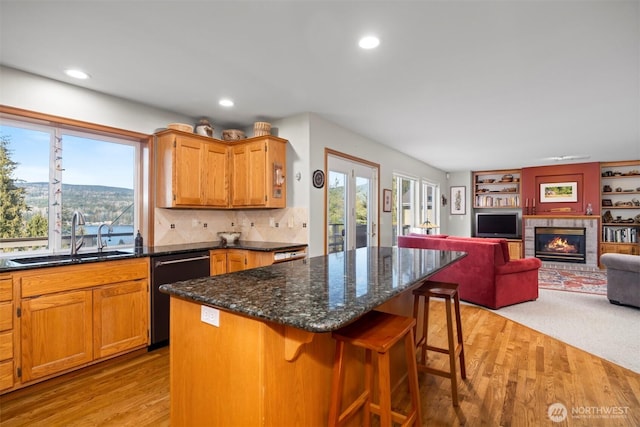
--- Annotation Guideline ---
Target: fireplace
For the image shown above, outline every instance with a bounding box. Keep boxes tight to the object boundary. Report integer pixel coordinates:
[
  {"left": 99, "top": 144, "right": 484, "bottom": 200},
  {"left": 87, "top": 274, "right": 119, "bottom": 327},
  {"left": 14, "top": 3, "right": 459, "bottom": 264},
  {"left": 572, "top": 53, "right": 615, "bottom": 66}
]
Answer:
[{"left": 534, "top": 227, "right": 586, "bottom": 264}]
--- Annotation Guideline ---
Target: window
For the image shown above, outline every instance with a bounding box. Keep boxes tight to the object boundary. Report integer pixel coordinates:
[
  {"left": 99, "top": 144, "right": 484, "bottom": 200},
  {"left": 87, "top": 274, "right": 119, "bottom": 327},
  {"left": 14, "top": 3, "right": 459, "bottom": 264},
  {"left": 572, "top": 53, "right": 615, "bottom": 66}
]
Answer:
[
  {"left": 391, "top": 174, "right": 440, "bottom": 244},
  {"left": 0, "top": 116, "right": 140, "bottom": 254},
  {"left": 421, "top": 181, "right": 439, "bottom": 231}
]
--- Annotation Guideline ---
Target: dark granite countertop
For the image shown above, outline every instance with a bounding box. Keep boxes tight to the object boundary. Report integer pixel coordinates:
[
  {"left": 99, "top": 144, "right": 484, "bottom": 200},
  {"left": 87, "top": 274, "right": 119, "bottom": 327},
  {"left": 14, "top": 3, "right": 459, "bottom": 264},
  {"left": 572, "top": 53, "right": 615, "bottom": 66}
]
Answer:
[
  {"left": 160, "top": 246, "right": 466, "bottom": 333},
  {"left": 0, "top": 240, "right": 307, "bottom": 272}
]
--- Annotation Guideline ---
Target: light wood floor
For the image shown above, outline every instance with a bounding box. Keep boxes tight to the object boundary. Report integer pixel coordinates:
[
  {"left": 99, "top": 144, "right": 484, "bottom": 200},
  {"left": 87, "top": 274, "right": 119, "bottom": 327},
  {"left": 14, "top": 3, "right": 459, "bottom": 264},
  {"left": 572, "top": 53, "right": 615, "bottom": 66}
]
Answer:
[{"left": 1, "top": 303, "right": 638, "bottom": 426}]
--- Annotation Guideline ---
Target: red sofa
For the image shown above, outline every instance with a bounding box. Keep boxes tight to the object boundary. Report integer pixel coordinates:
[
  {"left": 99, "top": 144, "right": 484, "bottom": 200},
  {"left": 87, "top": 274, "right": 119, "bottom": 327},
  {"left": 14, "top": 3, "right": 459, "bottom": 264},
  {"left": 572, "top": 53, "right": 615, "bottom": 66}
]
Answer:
[{"left": 398, "top": 234, "right": 541, "bottom": 309}]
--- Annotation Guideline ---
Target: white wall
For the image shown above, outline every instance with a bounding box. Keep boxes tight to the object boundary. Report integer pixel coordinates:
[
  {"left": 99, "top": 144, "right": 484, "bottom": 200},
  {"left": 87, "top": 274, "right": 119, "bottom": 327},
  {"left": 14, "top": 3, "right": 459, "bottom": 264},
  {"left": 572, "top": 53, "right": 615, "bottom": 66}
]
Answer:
[
  {"left": 443, "top": 171, "right": 473, "bottom": 237},
  {"left": 0, "top": 66, "right": 193, "bottom": 133}
]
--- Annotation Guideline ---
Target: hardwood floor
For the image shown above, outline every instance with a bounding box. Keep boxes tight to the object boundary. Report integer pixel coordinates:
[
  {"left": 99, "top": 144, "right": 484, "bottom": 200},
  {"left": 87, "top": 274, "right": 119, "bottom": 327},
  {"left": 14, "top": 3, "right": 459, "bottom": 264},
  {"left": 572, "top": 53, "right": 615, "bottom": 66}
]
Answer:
[{"left": 1, "top": 303, "right": 638, "bottom": 426}]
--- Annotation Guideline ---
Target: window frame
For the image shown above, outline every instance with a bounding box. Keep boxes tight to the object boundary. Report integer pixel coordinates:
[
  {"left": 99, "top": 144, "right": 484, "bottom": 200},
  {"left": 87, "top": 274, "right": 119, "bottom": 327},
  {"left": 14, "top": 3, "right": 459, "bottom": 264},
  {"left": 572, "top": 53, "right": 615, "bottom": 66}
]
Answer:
[
  {"left": 392, "top": 173, "right": 441, "bottom": 244},
  {"left": 0, "top": 107, "right": 150, "bottom": 255}
]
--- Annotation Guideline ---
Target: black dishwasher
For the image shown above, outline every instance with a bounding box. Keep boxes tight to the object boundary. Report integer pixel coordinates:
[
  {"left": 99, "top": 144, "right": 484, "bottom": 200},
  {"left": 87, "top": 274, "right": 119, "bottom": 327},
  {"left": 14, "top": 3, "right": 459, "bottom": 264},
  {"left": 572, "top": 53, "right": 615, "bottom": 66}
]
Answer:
[{"left": 150, "top": 251, "right": 210, "bottom": 349}]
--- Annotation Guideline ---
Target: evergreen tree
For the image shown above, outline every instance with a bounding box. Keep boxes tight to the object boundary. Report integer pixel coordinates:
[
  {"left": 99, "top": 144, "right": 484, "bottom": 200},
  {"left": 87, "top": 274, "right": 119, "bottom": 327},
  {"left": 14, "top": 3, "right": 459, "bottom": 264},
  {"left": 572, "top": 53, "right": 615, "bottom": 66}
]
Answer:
[
  {"left": 26, "top": 212, "right": 48, "bottom": 237},
  {"left": 0, "top": 134, "right": 28, "bottom": 239}
]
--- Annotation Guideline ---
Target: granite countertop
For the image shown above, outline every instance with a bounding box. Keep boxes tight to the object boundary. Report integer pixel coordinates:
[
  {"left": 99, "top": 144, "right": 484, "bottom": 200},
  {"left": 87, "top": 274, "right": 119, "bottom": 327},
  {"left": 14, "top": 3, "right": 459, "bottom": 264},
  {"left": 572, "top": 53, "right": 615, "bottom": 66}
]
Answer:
[
  {"left": 0, "top": 240, "right": 307, "bottom": 272},
  {"left": 160, "top": 246, "right": 466, "bottom": 333}
]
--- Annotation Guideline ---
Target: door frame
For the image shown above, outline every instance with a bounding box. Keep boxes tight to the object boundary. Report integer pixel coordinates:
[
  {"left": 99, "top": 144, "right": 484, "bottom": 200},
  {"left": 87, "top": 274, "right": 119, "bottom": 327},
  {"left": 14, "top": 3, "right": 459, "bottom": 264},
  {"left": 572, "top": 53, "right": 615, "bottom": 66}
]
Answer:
[{"left": 324, "top": 148, "right": 380, "bottom": 254}]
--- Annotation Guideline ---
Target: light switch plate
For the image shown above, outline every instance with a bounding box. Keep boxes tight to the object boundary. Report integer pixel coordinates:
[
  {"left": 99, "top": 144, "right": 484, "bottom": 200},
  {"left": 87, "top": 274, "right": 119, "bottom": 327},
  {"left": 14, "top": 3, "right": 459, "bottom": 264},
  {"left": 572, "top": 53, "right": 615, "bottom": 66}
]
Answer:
[{"left": 201, "top": 305, "right": 220, "bottom": 327}]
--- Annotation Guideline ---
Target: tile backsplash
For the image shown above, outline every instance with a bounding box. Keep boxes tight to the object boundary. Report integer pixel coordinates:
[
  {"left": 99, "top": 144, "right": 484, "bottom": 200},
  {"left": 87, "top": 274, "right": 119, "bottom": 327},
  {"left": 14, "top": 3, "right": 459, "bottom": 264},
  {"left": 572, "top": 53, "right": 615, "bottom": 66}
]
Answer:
[{"left": 154, "top": 207, "right": 308, "bottom": 246}]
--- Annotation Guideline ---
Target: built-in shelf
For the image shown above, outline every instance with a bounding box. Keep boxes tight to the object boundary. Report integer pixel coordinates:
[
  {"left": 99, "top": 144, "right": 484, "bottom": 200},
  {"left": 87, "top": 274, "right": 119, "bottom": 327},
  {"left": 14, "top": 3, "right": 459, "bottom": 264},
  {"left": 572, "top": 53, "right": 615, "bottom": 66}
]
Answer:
[{"left": 600, "top": 160, "right": 640, "bottom": 256}]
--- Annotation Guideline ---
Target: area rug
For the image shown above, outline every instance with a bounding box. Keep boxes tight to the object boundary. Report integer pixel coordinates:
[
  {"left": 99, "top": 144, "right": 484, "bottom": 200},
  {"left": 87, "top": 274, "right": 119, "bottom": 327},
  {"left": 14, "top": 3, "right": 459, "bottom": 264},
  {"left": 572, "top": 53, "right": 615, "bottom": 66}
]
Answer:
[{"left": 538, "top": 267, "right": 607, "bottom": 295}]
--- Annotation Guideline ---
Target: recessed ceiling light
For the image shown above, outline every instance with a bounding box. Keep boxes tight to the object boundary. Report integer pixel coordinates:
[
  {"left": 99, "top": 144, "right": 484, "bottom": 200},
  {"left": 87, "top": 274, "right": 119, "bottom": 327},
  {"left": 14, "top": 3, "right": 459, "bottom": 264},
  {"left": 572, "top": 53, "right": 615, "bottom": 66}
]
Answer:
[
  {"left": 64, "top": 69, "right": 90, "bottom": 79},
  {"left": 358, "top": 36, "right": 380, "bottom": 49},
  {"left": 219, "top": 99, "right": 234, "bottom": 107}
]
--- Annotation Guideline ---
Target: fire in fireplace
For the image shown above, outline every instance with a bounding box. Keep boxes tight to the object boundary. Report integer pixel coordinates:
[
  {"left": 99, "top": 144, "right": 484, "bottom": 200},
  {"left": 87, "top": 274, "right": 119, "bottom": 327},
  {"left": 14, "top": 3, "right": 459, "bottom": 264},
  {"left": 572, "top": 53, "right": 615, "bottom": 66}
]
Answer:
[{"left": 534, "top": 227, "right": 586, "bottom": 263}]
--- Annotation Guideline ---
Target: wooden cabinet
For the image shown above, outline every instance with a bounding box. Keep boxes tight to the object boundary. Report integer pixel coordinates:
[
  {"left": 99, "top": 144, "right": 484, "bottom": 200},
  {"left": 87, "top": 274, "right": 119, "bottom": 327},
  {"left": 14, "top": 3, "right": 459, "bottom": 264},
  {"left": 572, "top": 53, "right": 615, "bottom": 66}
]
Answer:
[
  {"left": 14, "top": 258, "right": 149, "bottom": 387},
  {"left": 507, "top": 239, "right": 523, "bottom": 260},
  {"left": 473, "top": 169, "right": 521, "bottom": 208},
  {"left": 600, "top": 242, "right": 639, "bottom": 256},
  {"left": 155, "top": 130, "right": 229, "bottom": 208},
  {"left": 93, "top": 280, "right": 148, "bottom": 359},
  {"left": 209, "top": 249, "right": 228, "bottom": 276},
  {"left": 230, "top": 136, "right": 287, "bottom": 208},
  {"left": 226, "top": 249, "right": 275, "bottom": 273},
  {"left": 156, "top": 130, "right": 287, "bottom": 209},
  {"left": 0, "top": 276, "right": 14, "bottom": 391},
  {"left": 600, "top": 161, "right": 640, "bottom": 257},
  {"left": 21, "top": 290, "right": 93, "bottom": 382}
]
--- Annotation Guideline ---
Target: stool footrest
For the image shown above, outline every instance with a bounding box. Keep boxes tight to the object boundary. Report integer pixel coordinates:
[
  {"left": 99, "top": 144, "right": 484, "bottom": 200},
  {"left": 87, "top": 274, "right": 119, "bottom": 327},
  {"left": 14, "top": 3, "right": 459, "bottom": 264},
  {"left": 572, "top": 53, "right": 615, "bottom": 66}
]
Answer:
[
  {"left": 418, "top": 365, "right": 453, "bottom": 379},
  {"left": 370, "top": 403, "right": 417, "bottom": 426},
  {"left": 424, "top": 344, "right": 463, "bottom": 357},
  {"left": 338, "top": 390, "right": 370, "bottom": 425}
]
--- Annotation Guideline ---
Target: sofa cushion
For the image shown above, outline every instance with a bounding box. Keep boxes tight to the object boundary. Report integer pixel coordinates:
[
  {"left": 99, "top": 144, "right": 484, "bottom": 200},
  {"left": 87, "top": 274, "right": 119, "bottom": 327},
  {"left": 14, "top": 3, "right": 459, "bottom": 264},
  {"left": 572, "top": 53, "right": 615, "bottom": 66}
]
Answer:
[{"left": 445, "top": 236, "right": 510, "bottom": 264}]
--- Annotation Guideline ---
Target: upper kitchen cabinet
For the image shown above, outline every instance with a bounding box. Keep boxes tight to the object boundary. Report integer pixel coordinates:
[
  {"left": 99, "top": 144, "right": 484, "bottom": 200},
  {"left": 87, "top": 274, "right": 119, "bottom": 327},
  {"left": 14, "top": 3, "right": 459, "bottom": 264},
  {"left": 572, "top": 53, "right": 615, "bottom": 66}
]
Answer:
[
  {"left": 155, "top": 131, "right": 287, "bottom": 209},
  {"left": 230, "top": 136, "right": 287, "bottom": 208},
  {"left": 155, "top": 130, "right": 229, "bottom": 208}
]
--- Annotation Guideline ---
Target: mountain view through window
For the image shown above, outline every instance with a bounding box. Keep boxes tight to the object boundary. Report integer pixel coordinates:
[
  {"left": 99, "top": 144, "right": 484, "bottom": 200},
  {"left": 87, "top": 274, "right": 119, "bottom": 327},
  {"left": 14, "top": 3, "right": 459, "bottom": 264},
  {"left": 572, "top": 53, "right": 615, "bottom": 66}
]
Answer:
[{"left": 0, "top": 118, "right": 138, "bottom": 254}]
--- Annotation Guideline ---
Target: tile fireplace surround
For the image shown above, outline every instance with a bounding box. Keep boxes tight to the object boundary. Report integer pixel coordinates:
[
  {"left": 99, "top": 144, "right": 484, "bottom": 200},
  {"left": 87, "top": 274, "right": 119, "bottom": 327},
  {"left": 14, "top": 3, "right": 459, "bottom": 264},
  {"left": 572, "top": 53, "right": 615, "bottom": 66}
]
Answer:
[{"left": 523, "top": 215, "right": 599, "bottom": 269}]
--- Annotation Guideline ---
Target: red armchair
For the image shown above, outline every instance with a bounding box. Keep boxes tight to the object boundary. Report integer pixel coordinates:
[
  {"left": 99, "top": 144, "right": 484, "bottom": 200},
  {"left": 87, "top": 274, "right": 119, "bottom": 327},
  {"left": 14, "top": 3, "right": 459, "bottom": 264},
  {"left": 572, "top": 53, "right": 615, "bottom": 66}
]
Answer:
[{"left": 398, "top": 234, "right": 541, "bottom": 309}]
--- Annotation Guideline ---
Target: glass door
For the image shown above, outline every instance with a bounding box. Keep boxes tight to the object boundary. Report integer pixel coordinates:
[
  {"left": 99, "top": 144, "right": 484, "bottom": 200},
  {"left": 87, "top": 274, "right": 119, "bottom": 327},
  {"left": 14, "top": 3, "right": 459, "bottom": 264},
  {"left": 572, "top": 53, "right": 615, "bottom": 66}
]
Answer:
[{"left": 327, "top": 154, "right": 378, "bottom": 253}]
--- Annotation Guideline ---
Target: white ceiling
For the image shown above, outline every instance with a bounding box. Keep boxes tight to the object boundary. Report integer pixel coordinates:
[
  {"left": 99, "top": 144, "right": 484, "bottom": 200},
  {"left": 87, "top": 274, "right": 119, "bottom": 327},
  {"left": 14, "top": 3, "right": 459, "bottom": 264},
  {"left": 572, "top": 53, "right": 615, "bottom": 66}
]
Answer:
[{"left": 1, "top": 1, "right": 638, "bottom": 172}]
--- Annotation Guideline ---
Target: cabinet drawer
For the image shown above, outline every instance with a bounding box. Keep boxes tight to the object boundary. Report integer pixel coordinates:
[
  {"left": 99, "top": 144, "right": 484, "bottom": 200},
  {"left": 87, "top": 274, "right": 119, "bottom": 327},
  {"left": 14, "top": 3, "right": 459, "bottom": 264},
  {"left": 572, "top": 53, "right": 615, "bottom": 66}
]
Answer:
[
  {"left": 0, "top": 331, "right": 12, "bottom": 361},
  {"left": 0, "top": 302, "right": 12, "bottom": 332},
  {"left": 20, "top": 258, "right": 149, "bottom": 298},
  {"left": 0, "top": 359, "right": 12, "bottom": 391},
  {"left": 0, "top": 278, "right": 12, "bottom": 302}
]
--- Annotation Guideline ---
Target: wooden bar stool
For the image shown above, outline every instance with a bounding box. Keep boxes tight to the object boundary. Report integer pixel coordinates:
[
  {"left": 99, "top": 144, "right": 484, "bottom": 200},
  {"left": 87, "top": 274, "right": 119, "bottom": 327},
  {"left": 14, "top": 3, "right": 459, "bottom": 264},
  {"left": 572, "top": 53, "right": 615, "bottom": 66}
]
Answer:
[
  {"left": 328, "top": 310, "right": 422, "bottom": 427},
  {"left": 412, "top": 280, "right": 466, "bottom": 406}
]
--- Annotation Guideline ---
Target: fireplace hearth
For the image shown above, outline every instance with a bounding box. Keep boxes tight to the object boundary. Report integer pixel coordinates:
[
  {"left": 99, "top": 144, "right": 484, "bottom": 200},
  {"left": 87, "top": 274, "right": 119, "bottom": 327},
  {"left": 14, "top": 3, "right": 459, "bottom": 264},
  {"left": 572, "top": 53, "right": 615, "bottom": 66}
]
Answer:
[{"left": 535, "top": 226, "right": 586, "bottom": 263}]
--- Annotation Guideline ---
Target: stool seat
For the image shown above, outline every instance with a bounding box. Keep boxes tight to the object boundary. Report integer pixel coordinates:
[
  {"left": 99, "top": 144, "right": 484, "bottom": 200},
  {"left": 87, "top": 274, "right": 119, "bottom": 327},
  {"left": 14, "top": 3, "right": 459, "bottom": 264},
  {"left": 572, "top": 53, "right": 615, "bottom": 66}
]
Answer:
[
  {"left": 332, "top": 310, "right": 416, "bottom": 353},
  {"left": 328, "top": 311, "right": 422, "bottom": 427},
  {"left": 412, "top": 280, "right": 466, "bottom": 406}
]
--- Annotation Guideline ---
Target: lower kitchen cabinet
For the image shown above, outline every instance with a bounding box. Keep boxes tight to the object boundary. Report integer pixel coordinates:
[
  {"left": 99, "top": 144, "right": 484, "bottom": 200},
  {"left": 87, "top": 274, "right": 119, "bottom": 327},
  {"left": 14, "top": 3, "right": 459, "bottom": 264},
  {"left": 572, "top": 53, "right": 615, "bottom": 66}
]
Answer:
[
  {"left": 9, "top": 257, "right": 150, "bottom": 391},
  {"left": 210, "top": 249, "right": 228, "bottom": 276},
  {"left": 93, "top": 280, "right": 149, "bottom": 359},
  {"left": 21, "top": 290, "right": 93, "bottom": 382},
  {"left": 0, "top": 276, "right": 14, "bottom": 391},
  {"left": 226, "top": 249, "right": 274, "bottom": 273}
]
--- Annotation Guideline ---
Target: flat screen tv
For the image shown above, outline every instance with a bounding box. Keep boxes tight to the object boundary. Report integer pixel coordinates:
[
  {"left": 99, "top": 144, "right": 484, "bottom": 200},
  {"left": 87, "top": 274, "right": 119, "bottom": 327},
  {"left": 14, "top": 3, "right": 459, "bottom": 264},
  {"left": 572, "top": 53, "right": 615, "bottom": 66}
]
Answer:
[{"left": 475, "top": 213, "right": 520, "bottom": 239}]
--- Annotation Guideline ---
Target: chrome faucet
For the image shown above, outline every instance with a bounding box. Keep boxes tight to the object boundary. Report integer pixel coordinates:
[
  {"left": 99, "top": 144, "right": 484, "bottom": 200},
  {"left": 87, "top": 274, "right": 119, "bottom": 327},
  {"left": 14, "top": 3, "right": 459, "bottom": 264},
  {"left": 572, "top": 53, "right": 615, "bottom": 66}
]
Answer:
[
  {"left": 70, "top": 210, "right": 86, "bottom": 256},
  {"left": 97, "top": 223, "right": 113, "bottom": 252}
]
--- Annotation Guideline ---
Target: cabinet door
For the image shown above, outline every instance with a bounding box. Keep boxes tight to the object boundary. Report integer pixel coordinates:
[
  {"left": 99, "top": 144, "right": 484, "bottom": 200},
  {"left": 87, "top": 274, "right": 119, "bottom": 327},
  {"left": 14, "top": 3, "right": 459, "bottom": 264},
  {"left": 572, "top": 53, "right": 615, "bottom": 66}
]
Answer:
[
  {"left": 246, "top": 141, "right": 267, "bottom": 206},
  {"left": 203, "top": 142, "right": 229, "bottom": 207},
  {"left": 227, "top": 250, "right": 247, "bottom": 273},
  {"left": 230, "top": 144, "right": 249, "bottom": 206},
  {"left": 0, "top": 360, "right": 12, "bottom": 391},
  {"left": 210, "top": 250, "right": 228, "bottom": 276},
  {"left": 174, "top": 137, "right": 205, "bottom": 205},
  {"left": 21, "top": 290, "right": 93, "bottom": 382},
  {"left": 93, "top": 280, "right": 149, "bottom": 359}
]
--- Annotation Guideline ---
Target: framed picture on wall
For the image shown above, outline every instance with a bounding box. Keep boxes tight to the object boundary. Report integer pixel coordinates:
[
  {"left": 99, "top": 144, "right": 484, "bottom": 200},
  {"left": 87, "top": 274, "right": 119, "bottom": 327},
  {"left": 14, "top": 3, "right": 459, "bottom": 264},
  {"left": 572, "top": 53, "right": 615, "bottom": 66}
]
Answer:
[
  {"left": 450, "top": 186, "right": 466, "bottom": 215},
  {"left": 540, "top": 182, "right": 578, "bottom": 203},
  {"left": 383, "top": 189, "right": 392, "bottom": 212}
]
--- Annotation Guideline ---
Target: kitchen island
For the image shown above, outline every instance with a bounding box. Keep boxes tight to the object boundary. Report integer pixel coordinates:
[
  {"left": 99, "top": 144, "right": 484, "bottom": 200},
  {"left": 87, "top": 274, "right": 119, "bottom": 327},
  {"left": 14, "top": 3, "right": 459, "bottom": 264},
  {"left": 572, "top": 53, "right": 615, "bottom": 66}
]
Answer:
[{"left": 160, "top": 246, "right": 465, "bottom": 426}]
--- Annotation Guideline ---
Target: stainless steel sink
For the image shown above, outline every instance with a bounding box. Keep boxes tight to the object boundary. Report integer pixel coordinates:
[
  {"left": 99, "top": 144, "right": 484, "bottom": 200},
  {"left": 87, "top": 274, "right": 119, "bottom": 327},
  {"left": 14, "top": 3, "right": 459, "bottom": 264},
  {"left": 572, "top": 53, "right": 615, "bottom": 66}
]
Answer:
[{"left": 11, "top": 250, "right": 132, "bottom": 265}]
